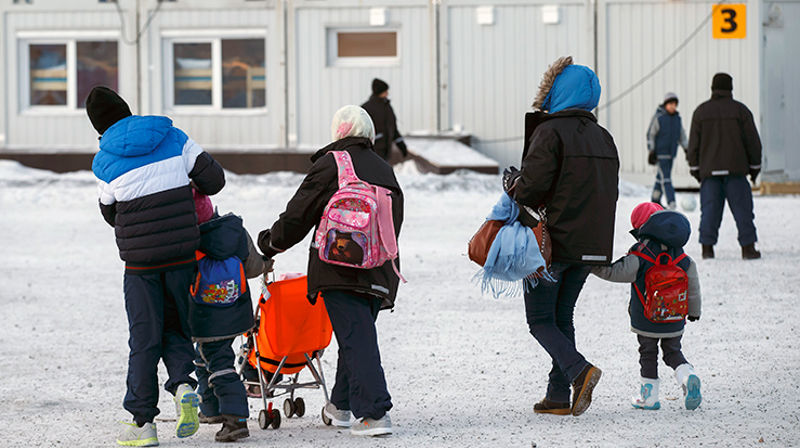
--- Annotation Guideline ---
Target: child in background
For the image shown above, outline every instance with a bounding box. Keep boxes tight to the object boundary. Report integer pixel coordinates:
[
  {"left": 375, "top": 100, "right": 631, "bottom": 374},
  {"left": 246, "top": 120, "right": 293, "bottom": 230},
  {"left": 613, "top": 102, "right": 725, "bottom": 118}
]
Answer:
[
  {"left": 592, "top": 202, "right": 702, "bottom": 410},
  {"left": 646, "top": 92, "right": 688, "bottom": 209},
  {"left": 189, "top": 191, "right": 271, "bottom": 442}
]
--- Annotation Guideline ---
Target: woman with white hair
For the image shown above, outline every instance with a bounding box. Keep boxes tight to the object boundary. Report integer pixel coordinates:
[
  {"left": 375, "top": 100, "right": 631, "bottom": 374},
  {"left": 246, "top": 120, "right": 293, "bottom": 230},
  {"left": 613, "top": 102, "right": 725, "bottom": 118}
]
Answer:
[{"left": 257, "top": 105, "right": 404, "bottom": 436}]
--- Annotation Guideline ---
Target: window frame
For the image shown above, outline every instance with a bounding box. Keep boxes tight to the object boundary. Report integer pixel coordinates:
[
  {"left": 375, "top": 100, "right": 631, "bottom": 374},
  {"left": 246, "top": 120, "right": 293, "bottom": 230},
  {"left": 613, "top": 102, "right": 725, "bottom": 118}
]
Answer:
[
  {"left": 17, "top": 30, "right": 120, "bottom": 115},
  {"left": 326, "top": 27, "right": 401, "bottom": 68},
  {"left": 162, "top": 29, "right": 268, "bottom": 115}
]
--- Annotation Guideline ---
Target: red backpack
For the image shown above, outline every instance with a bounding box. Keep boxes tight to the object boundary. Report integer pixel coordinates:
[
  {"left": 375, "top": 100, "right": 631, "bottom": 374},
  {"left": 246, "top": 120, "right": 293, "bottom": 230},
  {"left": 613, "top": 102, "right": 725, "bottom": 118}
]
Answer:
[{"left": 630, "top": 250, "right": 689, "bottom": 323}]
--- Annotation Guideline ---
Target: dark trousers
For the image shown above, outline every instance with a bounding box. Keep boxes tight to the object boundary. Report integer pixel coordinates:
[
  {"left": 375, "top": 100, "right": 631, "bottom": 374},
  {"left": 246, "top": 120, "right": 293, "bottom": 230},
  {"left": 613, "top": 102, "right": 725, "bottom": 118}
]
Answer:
[
  {"left": 123, "top": 268, "right": 198, "bottom": 425},
  {"left": 699, "top": 175, "right": 757, "bottom": 246},
  {"left": 652, "top": 157, "right": 675, "bottom": 205},
  {"left": 524, "top": 263, "right": 592, "bottom": 403},
  {"left": 324, "top": 290, "right": 392, "bottom": 420},
  {"left": 637, "top": 335, "right": 688, "bottom": 379},
  {"left": 195, "top": 339, "right": 248, "bottom": 418}
]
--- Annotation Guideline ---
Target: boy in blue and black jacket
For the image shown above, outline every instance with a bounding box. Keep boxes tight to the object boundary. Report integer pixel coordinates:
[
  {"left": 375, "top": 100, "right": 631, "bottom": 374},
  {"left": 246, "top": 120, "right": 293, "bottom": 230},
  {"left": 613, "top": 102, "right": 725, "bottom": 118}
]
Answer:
[
  {"left": 592, "top": 202, "right": 703, "bottom": 411},
  {"left": 88, "top": 86, "right": 224, "bottom": 446},
  {"left": 647, "top": 92, "right": 688, "bottom": 210}
]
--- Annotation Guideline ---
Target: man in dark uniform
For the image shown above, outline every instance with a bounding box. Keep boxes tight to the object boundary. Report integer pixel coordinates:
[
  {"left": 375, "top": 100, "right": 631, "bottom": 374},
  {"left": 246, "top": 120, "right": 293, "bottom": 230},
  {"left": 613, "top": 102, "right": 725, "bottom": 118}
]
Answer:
[
  {"left": 687, "top": 73, "right": 762, "bottom": 260},
  {"left": 361, "top": 78, "right": 408, "bottom": 162}
]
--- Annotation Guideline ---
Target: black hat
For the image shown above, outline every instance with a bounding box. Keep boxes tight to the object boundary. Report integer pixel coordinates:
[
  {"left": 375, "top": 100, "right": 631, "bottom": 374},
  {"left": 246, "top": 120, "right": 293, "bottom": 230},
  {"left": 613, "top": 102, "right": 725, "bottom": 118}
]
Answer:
[
  {"left": 371, "top": 78, "right": 389, "bottom": 96},
  {"left": 86, "top": 86, "right": 132, "bottom": 134},
  {"left": 711, "top": 73, "right": 733, "bottom": 91}
]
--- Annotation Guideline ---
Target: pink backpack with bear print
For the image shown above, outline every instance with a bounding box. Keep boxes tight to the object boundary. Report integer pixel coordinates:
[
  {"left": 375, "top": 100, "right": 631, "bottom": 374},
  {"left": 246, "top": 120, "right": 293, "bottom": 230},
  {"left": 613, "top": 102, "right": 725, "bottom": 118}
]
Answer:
[{"left": 315, "top": 151, "right": 406, "bottom": 282}]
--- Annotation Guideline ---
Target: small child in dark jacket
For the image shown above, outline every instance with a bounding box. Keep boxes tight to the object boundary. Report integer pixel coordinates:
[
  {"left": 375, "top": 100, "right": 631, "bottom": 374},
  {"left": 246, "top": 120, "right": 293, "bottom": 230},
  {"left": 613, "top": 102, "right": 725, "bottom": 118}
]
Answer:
[
  {"left": 592, "top": 202, "right": 702, "bottom": 411},
  {"left": 190, "top": 192, "right": 269, "bottom": 442}
]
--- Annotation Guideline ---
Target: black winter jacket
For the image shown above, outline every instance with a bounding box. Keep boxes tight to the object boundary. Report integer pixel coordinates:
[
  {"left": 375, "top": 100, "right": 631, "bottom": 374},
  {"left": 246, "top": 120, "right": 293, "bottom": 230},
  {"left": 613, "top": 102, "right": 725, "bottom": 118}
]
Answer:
[
  {"left": 92, "top": 115, "right": 225, "bottom": 274},
  {"left": 687, "top": 91, "right": 762, "bottom": 180},
  {"left": 513, "top": 110, "right": 620, "bottom": 265},
  {"left": 361, "top": 96, "right": 404, "bottom": 161},
  {"left": 258, "top": 137, "right": 404, "bottom": 309}
]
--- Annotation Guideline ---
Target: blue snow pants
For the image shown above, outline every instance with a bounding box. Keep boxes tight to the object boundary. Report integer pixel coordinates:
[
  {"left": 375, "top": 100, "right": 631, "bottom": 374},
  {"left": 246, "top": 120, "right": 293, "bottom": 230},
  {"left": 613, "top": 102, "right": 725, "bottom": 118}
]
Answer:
[
  {"left": 324, "top": 290, "right": 393, "bottom": 420},
  {"left": 524, "top": 263, "right": 592, "bottom": 403},
  {"left": 123, "top": 268, "right": 197, "bottom": 425},
  {"left": 195, "top": 338, "right": 249, "bottom": 418},
  {"left": 699, "top": 175, "right": 757, "bottom": 246},
  {"left": 652, "top": 157, "right": 676, "bottom": 206}
]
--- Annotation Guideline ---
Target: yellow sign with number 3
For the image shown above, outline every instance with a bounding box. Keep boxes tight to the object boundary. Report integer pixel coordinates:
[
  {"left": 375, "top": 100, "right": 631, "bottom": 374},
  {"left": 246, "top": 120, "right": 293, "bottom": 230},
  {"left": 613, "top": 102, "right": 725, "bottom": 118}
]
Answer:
[{"left": 712, "top": 4, "right": 746, "bottom": 39}]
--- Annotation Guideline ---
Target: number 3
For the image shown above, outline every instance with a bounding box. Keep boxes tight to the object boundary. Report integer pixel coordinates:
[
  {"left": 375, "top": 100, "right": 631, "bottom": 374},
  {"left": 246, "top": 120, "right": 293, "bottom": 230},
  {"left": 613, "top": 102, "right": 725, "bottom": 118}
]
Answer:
[{"left": 720, "top": 8, "right": 738, "bottom": 33}]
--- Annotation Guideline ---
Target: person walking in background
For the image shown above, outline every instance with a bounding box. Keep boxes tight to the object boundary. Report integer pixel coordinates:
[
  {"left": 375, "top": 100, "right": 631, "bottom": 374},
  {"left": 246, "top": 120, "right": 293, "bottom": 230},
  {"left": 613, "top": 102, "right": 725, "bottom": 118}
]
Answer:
[
  {"left": 258, "top": 105, "right": 403, "bottom": 437},
  {"left": 503, "top": 56, "right": 620, "bottom": 417},
  {"left": 647, "top": 92, "right": 688, "bottom": 210},
  {"left": 592, "top": 202, "right": 703, "bottom": 412},
  {"left": 86, "top": 86, "right": 226, "bottom": 446},
  {"left": 361, "top": 78, "right": 409, "bottom": 162},
  {"left": 687, "top": 73, "right": 762, "bottom": 260}
]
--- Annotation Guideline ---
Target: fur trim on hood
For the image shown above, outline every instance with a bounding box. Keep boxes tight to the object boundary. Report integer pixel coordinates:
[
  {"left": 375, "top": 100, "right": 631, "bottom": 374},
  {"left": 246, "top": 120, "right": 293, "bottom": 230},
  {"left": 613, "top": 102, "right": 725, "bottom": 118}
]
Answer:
[{"left": 532, "top": 56, "right": 573, "bottom": 110}]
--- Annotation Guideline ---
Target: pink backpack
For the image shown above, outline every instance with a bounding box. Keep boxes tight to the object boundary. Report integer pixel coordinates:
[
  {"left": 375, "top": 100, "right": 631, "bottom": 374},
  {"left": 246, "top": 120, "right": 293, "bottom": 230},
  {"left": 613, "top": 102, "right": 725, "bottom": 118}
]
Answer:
[{"left": 315, "top": 151, "right": 406, "bottom": 282}]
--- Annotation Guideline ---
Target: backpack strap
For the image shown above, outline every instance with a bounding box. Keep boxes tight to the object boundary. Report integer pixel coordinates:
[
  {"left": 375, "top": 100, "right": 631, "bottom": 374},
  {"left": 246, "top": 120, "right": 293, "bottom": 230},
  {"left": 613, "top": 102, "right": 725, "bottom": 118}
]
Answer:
[
  {"left": 673, "top": 252, "right": 688, "bottom": 265},
  {"left": 374, "top": 186, "right": 406, "bottom": 283},
  {"left": 331, "top": 151, "right": 362, "bottom": 189},
  {"left": 630, "top": 250, "right": 656, "bottom": 265}
]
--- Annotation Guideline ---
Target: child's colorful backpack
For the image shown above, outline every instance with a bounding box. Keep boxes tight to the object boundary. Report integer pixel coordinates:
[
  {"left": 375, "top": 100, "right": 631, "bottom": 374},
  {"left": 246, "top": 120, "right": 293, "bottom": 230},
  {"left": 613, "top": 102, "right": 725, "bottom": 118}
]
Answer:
[
  {"left": 630, "top": 250, "right": 689, "bottom": 323},
  {"left": 314, "top": 151, "right": 406, "bottom": 282},
  {"left": 190, "top": 252, "right": 248, "bottom": 307}
]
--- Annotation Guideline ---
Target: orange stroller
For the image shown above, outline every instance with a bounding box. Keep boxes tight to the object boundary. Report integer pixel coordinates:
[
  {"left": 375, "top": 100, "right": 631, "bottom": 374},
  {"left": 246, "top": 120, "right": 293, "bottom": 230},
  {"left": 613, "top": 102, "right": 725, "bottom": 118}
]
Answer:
[{"left": 236, "top": 274, "right": 333, "bottom": 430}]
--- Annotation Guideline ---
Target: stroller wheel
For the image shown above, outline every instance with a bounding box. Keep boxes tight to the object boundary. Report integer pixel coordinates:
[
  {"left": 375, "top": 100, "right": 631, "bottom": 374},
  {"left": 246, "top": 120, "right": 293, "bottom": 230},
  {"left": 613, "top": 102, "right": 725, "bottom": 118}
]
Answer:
[
  {"left": 258, "top": 409, "right": 271, "bottom": 430},
  {"left": 270, "top": 409, "right": 281, "bottom": 429},
  {"left": 283, "top": 398, "right": 295, "bottom": 418},
  {"left": 321, "top": 406, "right": 332, "bottom": 426},
  {"left": 294, "top": 398, "right": 306, "bottom": 417}
]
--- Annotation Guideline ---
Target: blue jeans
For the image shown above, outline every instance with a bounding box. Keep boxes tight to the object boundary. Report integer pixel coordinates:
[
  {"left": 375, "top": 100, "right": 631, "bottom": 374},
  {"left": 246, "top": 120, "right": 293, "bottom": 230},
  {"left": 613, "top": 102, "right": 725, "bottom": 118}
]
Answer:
[
  {"left": 123, "top": 269, "right": 197, "bottom": 425},
  {"left": 699, "top": 175, "right": 757, "bottom": 246},
  {"left": 524, "top": 263, "right": 592, "bottom": 403},
  {"left": 324, "top": 290, "right": 392, "bottom": 420},
  {"left": 652, "top": 157, "right": 675, "bottom": 205},
  {"left": 195, "top": 338, "right": 249, "bottom": 417}
]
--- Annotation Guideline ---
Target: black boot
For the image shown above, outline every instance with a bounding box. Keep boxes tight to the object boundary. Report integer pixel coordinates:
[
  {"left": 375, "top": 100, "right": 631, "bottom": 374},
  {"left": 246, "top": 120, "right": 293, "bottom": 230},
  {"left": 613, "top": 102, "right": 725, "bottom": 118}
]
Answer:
[
  {"left": 571, "top": 364, "right": 602, "bottom": 417},
  {"left": 742, "top": 243, "right": 761, "bottom": 260},
  {"left": 215, "top": 415, "right": 249, "bottom": 442},
  {"left": 199, "top": 412, "right": 224, "bottom": 424},
  {"left": 702, "top": 245, "right": 714, "bottom": 259}
]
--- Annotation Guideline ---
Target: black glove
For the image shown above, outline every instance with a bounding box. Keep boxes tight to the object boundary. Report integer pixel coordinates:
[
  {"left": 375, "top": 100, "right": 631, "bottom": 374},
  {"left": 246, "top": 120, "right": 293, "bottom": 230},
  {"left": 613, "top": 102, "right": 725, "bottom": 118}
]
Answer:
[
  {"left": 690, "top": 170, "right": 702, "bottom": 183},
  {"left": 749, "top": 168, "right": 760, "bottom": 184},
  {"left": 688, "top": 315, "right": 700, "bottom": 322},
  {"left": 396, "top": 140, "right": 408, "bottom": 158},
  {"left": 647, "top": 151, "right": 657, "bottom": 166},
  {"left": 257, "top": 229, "right": 281, "bottom": 258},
  {"left": 502, "top": 166, "right": 521, "bottom": 194}
]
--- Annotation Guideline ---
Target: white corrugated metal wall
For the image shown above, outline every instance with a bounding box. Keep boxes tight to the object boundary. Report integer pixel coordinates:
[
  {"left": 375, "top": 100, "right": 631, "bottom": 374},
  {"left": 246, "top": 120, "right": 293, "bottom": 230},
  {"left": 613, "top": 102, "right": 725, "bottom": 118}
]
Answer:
[
  {"left": 289, "top": 0, "right": 435, "bottom": 150},
  {"left": 761, "top": 0, "right": 800, "bottom": 182},
  {"left": 598, "top": 0, "right": 761, "bottom": 187}
]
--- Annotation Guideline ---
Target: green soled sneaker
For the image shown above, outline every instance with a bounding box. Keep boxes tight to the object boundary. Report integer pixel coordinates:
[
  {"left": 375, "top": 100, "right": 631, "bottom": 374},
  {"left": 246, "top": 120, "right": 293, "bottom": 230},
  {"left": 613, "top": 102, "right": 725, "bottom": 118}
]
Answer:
[
  {"left": 117, "top": 421, "right": 158, "bottom": 447},
  {"left": 174, "top": 384, "right": 200, "bottom": 438}
]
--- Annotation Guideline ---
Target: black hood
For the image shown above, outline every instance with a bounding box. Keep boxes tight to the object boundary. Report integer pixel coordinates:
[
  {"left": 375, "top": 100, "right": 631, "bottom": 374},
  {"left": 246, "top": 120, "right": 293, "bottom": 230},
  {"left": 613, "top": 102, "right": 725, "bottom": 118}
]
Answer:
[
  {"left": 638, "top": 210, "right": 691, "bottom": 248},
  {"left": 198, "top": 213, "right": 249, "bottom": 260},
  {"left": 310, "top": 137, "right": 373, "bottom": 163}
]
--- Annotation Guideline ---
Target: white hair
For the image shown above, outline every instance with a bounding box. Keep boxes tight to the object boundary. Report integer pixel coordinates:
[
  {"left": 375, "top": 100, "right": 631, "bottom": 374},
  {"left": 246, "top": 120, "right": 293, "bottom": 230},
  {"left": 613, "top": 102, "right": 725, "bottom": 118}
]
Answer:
[{"left": 330, "top": 105, "right": 375, "bottom": 144}]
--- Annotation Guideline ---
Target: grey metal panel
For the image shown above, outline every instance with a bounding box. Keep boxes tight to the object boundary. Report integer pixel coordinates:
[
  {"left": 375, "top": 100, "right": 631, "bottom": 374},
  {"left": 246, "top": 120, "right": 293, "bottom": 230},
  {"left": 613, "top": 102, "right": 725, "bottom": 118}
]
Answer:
[
  {"left": 2, "top": 4, "right": 138, "bottom": 151},
  {"left": 762, "top": 0, "right": 800, "bottom": 182},
  {"left": 443, "top": 1, "right": 592, "bottom": 168},
  {"left": 141, "top": 2, "right": 281, "bottom": 151},
  {"left": 291, "top": 4, "right": 435, "bottom": 149},
  {"left": 598, "top": 0, "right": 761, "bottom": 186}
]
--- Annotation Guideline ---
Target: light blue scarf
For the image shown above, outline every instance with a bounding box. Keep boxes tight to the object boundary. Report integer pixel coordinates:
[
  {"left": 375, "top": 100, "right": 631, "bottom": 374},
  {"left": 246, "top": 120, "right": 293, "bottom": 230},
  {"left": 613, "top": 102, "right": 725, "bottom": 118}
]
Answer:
[{"left": 477, "top": 193, "right": 553, "bottom": 298}]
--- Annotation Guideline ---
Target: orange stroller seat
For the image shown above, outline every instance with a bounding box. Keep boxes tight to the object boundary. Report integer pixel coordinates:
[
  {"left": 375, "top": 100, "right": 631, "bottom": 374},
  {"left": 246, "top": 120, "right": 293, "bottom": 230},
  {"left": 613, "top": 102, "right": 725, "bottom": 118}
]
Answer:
[{"left": 248, "top": 275, "right": 333, "bottom": 374}]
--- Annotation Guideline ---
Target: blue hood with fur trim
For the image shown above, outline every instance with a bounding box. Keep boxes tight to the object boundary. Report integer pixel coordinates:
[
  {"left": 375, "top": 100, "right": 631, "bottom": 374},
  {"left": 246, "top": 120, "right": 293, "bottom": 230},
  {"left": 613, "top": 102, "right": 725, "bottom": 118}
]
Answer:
[{"left": 542, "top": 65, "right": 602, "bottom": 113}]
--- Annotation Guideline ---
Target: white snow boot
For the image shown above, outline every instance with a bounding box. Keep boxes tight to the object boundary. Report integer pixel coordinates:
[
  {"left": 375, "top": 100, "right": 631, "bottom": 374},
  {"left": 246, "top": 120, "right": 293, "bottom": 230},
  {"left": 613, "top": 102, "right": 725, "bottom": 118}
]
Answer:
[
  {"left": 675, "top": 363, "right": 702, "bottom": 410},
  {"left": 631, "top": 377, "right": 660, "bottom": 410}
]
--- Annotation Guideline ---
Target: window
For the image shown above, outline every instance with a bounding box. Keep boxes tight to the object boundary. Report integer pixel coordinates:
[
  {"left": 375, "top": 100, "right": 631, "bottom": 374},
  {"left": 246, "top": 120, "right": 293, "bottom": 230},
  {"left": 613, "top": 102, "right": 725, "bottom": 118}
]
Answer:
[
  {"left": 327, "top": 29, "right": 399, "bottom": 67},
  {"left": 166, "top": 36, "right": 266, "bottom": 110},
  {"left": 25, "top": 39, "right": 118, "bottom": 109}
]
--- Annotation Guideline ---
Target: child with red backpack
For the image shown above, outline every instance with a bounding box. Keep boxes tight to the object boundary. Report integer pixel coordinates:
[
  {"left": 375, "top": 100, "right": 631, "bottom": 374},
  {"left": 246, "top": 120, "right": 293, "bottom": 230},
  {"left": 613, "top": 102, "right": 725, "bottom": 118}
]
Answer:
[{"left": 592, "top": 202, "right": 702, "bottom": 410}]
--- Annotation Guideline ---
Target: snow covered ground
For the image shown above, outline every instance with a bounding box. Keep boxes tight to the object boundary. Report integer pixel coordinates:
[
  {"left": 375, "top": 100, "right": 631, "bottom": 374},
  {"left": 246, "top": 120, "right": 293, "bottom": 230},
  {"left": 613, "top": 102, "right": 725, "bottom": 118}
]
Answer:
[{"left": 1, "top": 160, "right": 798, "bottom": 447}]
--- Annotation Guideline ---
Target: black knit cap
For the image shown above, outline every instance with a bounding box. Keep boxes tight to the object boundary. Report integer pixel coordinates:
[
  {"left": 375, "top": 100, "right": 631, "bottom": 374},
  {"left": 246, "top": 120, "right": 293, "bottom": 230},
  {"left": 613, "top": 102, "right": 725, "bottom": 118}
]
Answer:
[
  {"left": 371, "top": 78, "right": 389, "bottom": 96},
  {"left": 86, "top": 86, "right": 132, "bottom": 134},
  {"left": 711, "top": 73, "right": 733, "bottom": 91}
]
